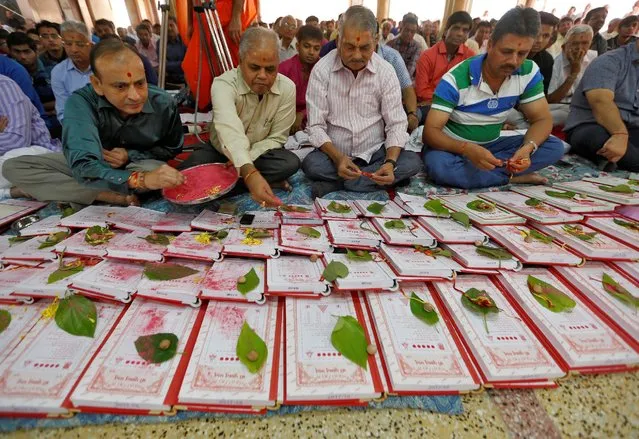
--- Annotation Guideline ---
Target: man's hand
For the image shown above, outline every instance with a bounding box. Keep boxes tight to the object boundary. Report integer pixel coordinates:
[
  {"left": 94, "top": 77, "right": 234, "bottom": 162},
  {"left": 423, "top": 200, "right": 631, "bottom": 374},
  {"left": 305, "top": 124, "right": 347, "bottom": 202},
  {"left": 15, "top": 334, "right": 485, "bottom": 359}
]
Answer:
[
  {"left": 464, "top": 143, "right": 503, "bottom": 170},
  {"left": 245, "top": 170, "right": 282, "bottom": 207},
  {"left": 567, "top": 48, "right": 586, "bottom": 75},
  {"left": 0, "top": 116, "right": 7, "bottom": 133},
  {"left": 337, "top": 155, "right": 361, "bottom": 180},
  {"left": 370, "top": 162, "right": 395, "bottom": 186},
  {"left": 144, "top": 165, "right": 185, "bottom": 190},
  {"left": 228, "top": 17, "right": 242, "bottom": 45},
  {"left": 102, "top": 148, "right": 129, "bottom": 168},
  {"left": 290, "top": 112, "right": 304, "bottom": 135},
  {"left": 507, "top": 144, "right": 534, "bottom": 174},
  {"left": 597, "top": 134, "right": 628, "bottom": 163},
  {"left": 407, "top": 113, "right": 419, "bottom": 132}
]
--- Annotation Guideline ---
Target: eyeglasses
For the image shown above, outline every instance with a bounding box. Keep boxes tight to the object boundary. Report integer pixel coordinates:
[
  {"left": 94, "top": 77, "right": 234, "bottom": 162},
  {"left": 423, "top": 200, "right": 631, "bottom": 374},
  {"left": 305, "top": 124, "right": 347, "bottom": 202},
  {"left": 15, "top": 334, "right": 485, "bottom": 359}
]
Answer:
[
  {"left": 62, "top": 40, "right": 91, "bottom": 48},
  {"left": 39, "top": 34, "right": 61, "bottom": 40},
  {"left": 282, "top": 23, "right": 297, "bottom": 29}
]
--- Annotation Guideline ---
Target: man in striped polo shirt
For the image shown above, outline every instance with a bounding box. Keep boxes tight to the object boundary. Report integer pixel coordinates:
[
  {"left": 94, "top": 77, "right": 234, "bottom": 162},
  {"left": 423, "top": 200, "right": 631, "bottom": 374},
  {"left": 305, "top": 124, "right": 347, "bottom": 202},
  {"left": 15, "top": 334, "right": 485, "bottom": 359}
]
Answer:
[{"left": 422, "top": 7, "right": 564, "bottom": 189}]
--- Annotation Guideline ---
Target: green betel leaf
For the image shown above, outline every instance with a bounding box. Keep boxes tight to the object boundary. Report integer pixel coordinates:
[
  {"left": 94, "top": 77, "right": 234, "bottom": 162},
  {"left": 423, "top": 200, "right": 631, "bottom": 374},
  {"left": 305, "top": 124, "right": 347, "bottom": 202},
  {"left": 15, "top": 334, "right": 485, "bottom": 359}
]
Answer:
[
  {"left": 85, "top": 225, "right": 115, "bottom": 246},
  {"left": 384, "top": 219, "right": 406, "bottom": 229},
  {"left": 236, "top": 322, "right": 268, "bottom": 373},
  {"left": 237, "top": 267, "right": 260, "bottom": 295},
  {"left": 451, "top": 212, "right": 470, "bottom": 229},
  {"left": 38, "top": 231, "right": 70, "bottom": 249},
  {"left": 327, "top": 201, "right": 352, "bottom": 214},
  {"left": 414, "top": 245, "right": 452, "bottom": 258},
  {"left": 613, "top": 218, "right": 639, "bottom": 232},
  {"left": 423, "top": 199, "right": 450, "bottom": 217},
  {"left": 466, "top": 199, "right": 495, "bottom": 212},
  {"left": 0, "top": 309, "right": 10, "bottom": 334},
  {"left": 54, "top": 294, "right": 97, "bottom": 337},
  {"left": 529, "top": 229, "right": 554, "bottom": 244},
  {"left": 245, "top": 228, "right": 272, "bottom": 239},
  {"left": 366, "top": 202, "right": 386, "bottom": 215},
  {"left": 599, "top": 184, "right": 635, "bottom": 194},
  {"left": 322, "top": 261, "right": 349, "bottom": 282},
  {"left": 280, "top": 204, "right": 311, "bottom": 213},
  {"left": 562, "top": 224, "right": 597, "bottom": 241},
  {"left": 525, "top": 197, "right": 543, "bottom": 207},
  {"left": 8, "top": 235, "right": 32, "bottom": 246},
  {"left": 296, "top": 226, "right": 321, "bottom": 239},
  {"left": 461, "top": 288, "right": 500, "bottom": 334},
  {"left": 475, "top": 245, "right": 512, "bottom": 260},
  {"left": 545, "top": 190, "right": 576, "bottom": 199},
  {"left": 331, "top": 315, "right": 368, "bottom": 369},
  {"left": 134, "top": 333, "right": 178, "bottom": 364},
  {"left": 601, "top": 273, "right": 639, "bottom": 309},
  {"left": 61, "top": 206, "right": 76, "bottom": 218},
  {"left": 527, "top": 275, "right": 576, "bottom": 313},
  {"left": 142, "top": 233, "right": 171, "bottom": 246},
  {"left": 346, "top": 248, "right": 374, "bottom": 262},
  {"left": 48, "top": 259, "right": 84, "bottom": 284},
  {"left": 409, "top": 292, "right": 439, "bottom": 326},
  {"left": 143, "top": 262, "right": 199, "bottom": 281}
]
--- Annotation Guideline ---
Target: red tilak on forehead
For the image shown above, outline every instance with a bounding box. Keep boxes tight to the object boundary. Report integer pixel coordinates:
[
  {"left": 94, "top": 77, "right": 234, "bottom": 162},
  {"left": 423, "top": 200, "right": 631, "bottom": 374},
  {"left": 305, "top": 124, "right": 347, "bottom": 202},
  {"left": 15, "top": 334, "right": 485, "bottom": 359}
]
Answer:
[
  {"left": 356, "top": 37, "right": 360, "bottom": 42},
  {"left": 127, "top": 72, "right": 132, "bottom": 77}
]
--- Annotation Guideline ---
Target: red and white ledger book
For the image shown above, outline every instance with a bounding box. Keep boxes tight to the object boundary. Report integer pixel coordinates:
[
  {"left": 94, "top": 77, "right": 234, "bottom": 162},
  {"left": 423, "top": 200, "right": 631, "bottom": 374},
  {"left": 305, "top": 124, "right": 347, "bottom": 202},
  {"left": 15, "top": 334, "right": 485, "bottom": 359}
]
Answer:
[
  {"left": 583, "top": 216, "right": 639, "bottom": 250},
  {"left": 222, "top": 228, "right": 280, "bottom": 258},
  {"left": 0, "top": 266, "right": 42, "bottom": 304},
  {"left": 0, "top": 300, "right": 50, "bottom": 362},
  {"left": 284, "top": 294, "right": 384, "bottom": 404},
  {"left": 364, "top": 287, "right": 481, "bottom": 394},
  {"left": 478, "top": 191, "right": 583, "bottom": 224},
  {"left": 354, "top": 200, "right": 407, "bottom": 219},
  {"left": 278, "top": 224, "right": 332, "bottom": 256},
  {"left": 435, "top": 194, "right": 526, "bottom": 225},
  {"left": 12, "top": 258, "right": 89, "bottom": 300},
  {"left": 70, "top": 299, "right": 204, "bottom": 414},
  {"left": 0, "top": 236, "right": 57, "bottom": 265},
  {"left": 164, "top": 232, "right": 224, "bottom": 262},
  {"left": 105, "top": 232, "right": 169, "bottom": 262},
  {"left": 555, "top": 263, "right": 639, "bottom": 343},
  {"left": 417, "top": 216, "right": 489, "bottom": 244},
  {"left": 314, "top": 198, "right": 359, "bottom": 220},
  {"left": 323, "top": 252, "right": 398, "bottom": 292},
  {"left": 109, "top": 206, "right": 165, "bottom": 232},
  {"left": 531, "top": 222, "right": 639, "bottom": 261},
  {"left": 239, "top": 211, "right": 280, "bottom": 229},
  {"left": 481, "top": 225, "right": 583, "bottom": 266},
  {"left": 136, "top": 260, "right": 209, "bottom": 307},
  {"left": 511, "top": 185, "right": 617, "bottom": 213},
  {"left": 434, "top": 276, "right": 565, "bottom": 387},
  {"left": 54, "top": 230, "right": 124, "bottom": 258},
  {"left": 151, "top": 213, "right": 196, "bottom": 232},
  {"left": 59, "top": 205, "right": 127, "bottom": 228},
  {"left": 199, "top": 258, "right": 266, "bottom": 304},
  {"left": 370, "top": 217, "right": 436, "bottom": 247},
  {"left": 0, "top": 199, "right": 46, "bottom": 229},
  {"left": 379, "top": 244, "right": 456, "bottom": 281},
  {"left": 70, "top": 259, "right": 144, "bottom": 303},
  {"left": 497, "top": 269, "right": 639, "bottom": 373},
  {"left": 0, "top": 235, "right": 13, "bottom": 258},
  {"left": 326, "top": 219, "right": 382, "bottom": 250},
  {"left": 278, "top": 204, "right": 323, "bottom": 226},
  {"left": 191, "top": 210, "right": 237, "bottom": 231},
  {"left": 266, "top": 256, "right": 330, "bottom": 298},
  {"left": 443, "top": 243, "right": 522, "bottom": 273},
  {"left": 394, "top": 192, "right": 438, "bottom": 217},
  {"left": 18, "top": 215, "right": 68, "bottom": 237},
  {"left": 613, "top": 261, "right": 639, "bottom": 282},
  {"left": 0, "top": 300, "right": 125, "bottom": 416},
  {"left": 177, "top": 299, "right": 283, "bottom": 413},
  {"left": 581, "top": 176, "right": 638, "bottom": 188},
  {"left": 553, "top": 180, "right": 639, "bottom": 205}
]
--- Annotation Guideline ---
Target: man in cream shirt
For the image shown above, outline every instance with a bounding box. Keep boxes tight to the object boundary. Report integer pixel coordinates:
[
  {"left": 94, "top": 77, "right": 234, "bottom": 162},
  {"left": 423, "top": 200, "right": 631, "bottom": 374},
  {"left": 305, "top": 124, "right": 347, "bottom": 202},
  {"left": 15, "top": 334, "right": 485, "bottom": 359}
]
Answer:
[{"left": 180, "top": 27, "right": 299, "bottom": 207}]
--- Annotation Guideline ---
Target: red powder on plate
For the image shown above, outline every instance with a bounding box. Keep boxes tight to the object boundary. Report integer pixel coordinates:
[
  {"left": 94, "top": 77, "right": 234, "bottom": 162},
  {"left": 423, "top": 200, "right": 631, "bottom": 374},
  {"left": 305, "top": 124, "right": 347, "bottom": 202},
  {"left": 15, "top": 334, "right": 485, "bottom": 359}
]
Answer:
[{"left": 163, "top": 163, "right": 239, "bottom": 204}]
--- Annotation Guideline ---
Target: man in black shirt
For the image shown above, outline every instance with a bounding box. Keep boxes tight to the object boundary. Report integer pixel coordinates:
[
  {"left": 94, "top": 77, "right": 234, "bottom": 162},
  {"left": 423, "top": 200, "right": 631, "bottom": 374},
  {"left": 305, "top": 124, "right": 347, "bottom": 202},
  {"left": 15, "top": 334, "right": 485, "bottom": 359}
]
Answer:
[{"left": 528, "top": 12, "right": 559, "bottom": 94}]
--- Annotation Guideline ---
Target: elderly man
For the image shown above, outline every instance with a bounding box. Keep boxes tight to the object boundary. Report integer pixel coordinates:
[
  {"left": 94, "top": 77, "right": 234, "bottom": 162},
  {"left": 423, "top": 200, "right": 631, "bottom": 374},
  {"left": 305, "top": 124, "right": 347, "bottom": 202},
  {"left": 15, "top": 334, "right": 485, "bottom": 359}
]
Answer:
[
  {"left": 3, "top": 39, "right": 185, "bottom": 205},
  {"left": 379, "top": 20, "right": 395, "bottom": 45},
  {"left": 179, "top": 27, "right": 299, "bottom": 207},
  {"left": 51, "top": 20, "right": 93, "bottom": 122},
  {"left": 279, "top": 15, "right": 298, "bottom": 61},
  {"left": 422, "top": 7, "right": 564, "bottom": 189},
  {"left": 547, "top": 25, "right": 597, "bottom": 127},
  {"left": 302, "top": 6, "right": 422, "bottom": 197},
  {"left": 135, "top": 23, "right": 159, "bottom": 70},
  {"left": 564, "top": 39, "right": 639, "bottom": 172},
  {"left": 584, "top": 7, "right": 608, "bottom": 55},
  {"left": 387, "top": 14, "right": 423, "bottom": 77},
  {"left": 36, "top": 21, "right": 66, "bottom": 71}
]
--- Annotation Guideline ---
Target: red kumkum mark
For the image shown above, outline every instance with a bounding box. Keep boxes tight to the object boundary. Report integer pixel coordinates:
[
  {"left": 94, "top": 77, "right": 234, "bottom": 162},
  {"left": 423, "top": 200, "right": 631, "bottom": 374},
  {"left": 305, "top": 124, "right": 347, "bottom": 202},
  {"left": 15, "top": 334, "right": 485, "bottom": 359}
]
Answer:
[{"left": 127, "top": 72, "right": 132, "bottom": 77}]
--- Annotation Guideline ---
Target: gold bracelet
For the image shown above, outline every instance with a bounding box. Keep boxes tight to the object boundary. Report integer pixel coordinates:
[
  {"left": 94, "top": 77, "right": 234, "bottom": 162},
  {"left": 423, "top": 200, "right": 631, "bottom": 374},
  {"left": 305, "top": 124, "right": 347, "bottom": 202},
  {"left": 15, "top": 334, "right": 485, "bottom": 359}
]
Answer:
[{"left": 244, "top": 169, "right": 259, "bottom": 183}]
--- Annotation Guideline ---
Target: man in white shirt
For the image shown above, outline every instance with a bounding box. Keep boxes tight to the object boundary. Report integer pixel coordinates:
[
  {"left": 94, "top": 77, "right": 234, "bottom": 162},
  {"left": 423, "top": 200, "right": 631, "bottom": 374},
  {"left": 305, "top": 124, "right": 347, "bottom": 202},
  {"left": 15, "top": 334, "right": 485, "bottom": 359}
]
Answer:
[
  {"left": 547, "top": 25, "right": 597, "bottom": 127},
  {"left": 466, "top": 20, "right": 491, "bottom": 54},
  {"left": 379, "top": 20, "right": 395, "bottom": 45},
  {"left": 278, "top": 15, "right": 298, "bottom": 61},
  {"left": 548, "top": 16, "right": 574, "bottom": 58}
]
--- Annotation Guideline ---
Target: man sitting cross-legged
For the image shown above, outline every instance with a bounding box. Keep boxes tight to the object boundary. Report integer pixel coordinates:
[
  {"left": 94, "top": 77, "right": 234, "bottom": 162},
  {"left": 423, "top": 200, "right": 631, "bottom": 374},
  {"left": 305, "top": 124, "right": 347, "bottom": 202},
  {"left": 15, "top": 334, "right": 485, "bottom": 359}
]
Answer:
[
  {"left": 302, "top": 5, "right": 422, "bottom": 197},
  {"left": 3, "top": 39, "right": 185, "bottom": 205},
  {"left": 422, "top": 7, "right": 564, "bottom": 189},
  {"left": 178, "top": 27, "right": 300, "bottom": 208}
]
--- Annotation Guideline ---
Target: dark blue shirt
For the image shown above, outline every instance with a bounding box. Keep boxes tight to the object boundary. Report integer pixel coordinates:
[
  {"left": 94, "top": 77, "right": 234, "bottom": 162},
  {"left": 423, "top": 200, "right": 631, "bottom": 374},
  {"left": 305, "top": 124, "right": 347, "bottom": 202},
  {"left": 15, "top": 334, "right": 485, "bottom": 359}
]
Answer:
[
  {"left": 0, "top": 55, "right": 45, "bottom": 116},
  {"left": 158, "top": 36, "right": 186, "bottom": 84},
  {"left": 320, "top": 40, "right": 337, "bottom": 58}
]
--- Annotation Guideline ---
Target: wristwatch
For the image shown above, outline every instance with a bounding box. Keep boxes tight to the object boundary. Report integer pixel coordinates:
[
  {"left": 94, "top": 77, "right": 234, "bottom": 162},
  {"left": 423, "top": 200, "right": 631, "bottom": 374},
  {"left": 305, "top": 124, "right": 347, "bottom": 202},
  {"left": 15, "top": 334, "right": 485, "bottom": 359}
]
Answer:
[
  {"left": 407, "top": 111, "right": 418, "bottom": 119},
  {"left": 383, "top": 159, "right": 398, "bottom": 170}
]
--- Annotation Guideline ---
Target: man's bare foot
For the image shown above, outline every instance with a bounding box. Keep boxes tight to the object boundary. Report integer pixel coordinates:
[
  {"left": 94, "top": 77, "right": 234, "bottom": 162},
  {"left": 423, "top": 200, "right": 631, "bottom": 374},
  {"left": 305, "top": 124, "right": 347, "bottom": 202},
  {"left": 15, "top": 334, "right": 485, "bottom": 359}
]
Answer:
[
  {"left": 270, "top": 180, "right": 292, "bottom": 192},
  {"left": 9, "top": 187, "right": 31, "bottom": 198},
  {"left": 96, "top": 192, "right": 140, "bottom": 206},
  {"left": 510, "top": 173, "right": 548, "bottom": 185}
]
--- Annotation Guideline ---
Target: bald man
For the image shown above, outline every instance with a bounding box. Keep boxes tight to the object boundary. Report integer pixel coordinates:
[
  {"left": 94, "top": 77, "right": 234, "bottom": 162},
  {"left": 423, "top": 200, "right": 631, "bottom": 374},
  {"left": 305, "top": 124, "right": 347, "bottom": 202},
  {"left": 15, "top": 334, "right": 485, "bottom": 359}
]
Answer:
[
  {"left": 3, "top": 39, "right": 185, "bottom": 205},
  {"left": 179, "top": 27, "right": 299, "bottom": 207}
]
